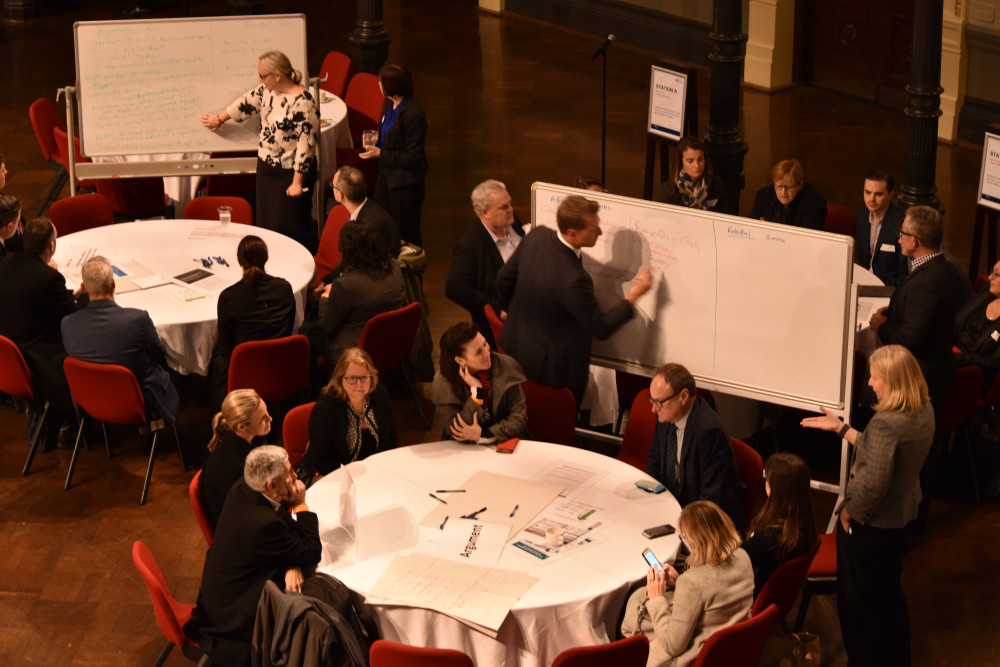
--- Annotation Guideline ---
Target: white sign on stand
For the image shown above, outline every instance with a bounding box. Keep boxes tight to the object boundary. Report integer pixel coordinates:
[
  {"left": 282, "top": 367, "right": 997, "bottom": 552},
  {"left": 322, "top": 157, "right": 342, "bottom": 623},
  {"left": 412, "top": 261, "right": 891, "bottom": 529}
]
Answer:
[
  {"left": 978, "top": 132, "right": 1000, "bottom": 212},
  {"left": 647, "top": 65, "right": 688, "bottom": 140}
]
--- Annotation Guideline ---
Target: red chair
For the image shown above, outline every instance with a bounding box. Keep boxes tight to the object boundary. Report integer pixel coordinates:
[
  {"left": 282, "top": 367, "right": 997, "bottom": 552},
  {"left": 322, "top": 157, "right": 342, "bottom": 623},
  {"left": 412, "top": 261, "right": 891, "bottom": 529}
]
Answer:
[
  {"left": 793, "top": 532, "right": 836, "bottom": 632},
  {"left": 282, "top": 401, "right": 315, "bottom": 468},
  {"left": 51, "top": 126, "right": 98, "bottom": 191},
  {"left": 227, "top": 334, "right": 310, "bottom": 404},
  {"left": 344, "top": 72, "right": 386, "bottom": 146},
  {"left": 29, "top": 98, "right": 73, "bottom": 216},
  {"left": 617, "top": 388, "right": 655, "bottom": 471},
  {"left": 95, "top": 176, "right": 170, "bottom": 220},
  {"left": 691, "top": 604, "right": 779, "bottom": 667},
  {"left": 184, "top": 195, "right": 253, "bottom": 225},
  {"left": 63, "top": 357, "right": 186, "bottom": 505},
  {"left": 937, "top": 366, "right": 985, "bottom": 501},
  {"left": 824, "top": 203, "right": 855, "bottom": 237},
  {"left": 132, "top": 541, "right": 206, "bottom": 667},
  {"left": 730, "top": 437, "right": 763, "bottom": 527},
  {"left": 521, "top": 378, "right": 577, "bottom": 446},
  {"left": 369, "top": 639, "right": 474, "bottom": 667},
  {"left": 358, "top": 302, "right": 430, "bottom": 429},
  {"left": 188, "top": 469, "right": 214, "bottom": 546},
  {"left": 614, "top": 370, "right": 650, "bottom": 435},
  {"left": 750, "top": 549, "right": 818, "bottom": 629},
  {"left": 319, "top": 50, "right": 352, "bottom": 99},
  {"left": 0, "top": 336, "right": 50, "bottom": 477},
  {"left": 203, "top": 150, "right": 257, "bottom": 197},
  {"left": 483, "top": 303, "right": 505, "bottom": 352},
  {"left": 551, "top": 635, "right": 649, "bottom": 667},
  {"left": 49, "top": 193, "right": 114, "bottom": 235},
  {"left": 334, "top": 146, "right": 379, "bottom": 196},
  {"left": 315, "top": 204, "right": 351, "bottom": 284}
]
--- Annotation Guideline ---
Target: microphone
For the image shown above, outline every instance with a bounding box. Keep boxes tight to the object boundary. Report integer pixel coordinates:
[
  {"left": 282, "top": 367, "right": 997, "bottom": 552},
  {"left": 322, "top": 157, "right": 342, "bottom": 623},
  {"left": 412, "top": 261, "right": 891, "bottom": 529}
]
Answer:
[{"left": 590, "top": 34, "right": 616, "bottom": 61}]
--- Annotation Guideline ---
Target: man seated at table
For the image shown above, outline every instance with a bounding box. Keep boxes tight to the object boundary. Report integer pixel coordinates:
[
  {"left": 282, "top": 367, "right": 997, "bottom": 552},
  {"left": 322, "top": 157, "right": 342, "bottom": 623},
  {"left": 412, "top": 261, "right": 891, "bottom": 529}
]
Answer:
[
  {"left": 645, "top": 362, "right": 748, "bottom": 534},
  {"left": 0, "top": 194, "right": 22, "bottom": 258},
  {"left": 61, "top": 255, "right": 179, "bottom": 423},
  {"left": 189, "top": 445, "right": 322, "bottom": 666},
  {"left": 854, "top": 169, "right": 908, "bottom": 286},
  {"left": 332, "top": 164, "right": 400, "bottom": 260}
]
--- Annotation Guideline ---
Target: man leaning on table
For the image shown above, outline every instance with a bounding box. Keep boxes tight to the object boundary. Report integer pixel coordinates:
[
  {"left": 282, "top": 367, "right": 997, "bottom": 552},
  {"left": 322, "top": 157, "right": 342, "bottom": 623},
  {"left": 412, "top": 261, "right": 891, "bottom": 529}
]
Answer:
[{"left": 645, "top": 363, "right": 748, "bottom": 534}]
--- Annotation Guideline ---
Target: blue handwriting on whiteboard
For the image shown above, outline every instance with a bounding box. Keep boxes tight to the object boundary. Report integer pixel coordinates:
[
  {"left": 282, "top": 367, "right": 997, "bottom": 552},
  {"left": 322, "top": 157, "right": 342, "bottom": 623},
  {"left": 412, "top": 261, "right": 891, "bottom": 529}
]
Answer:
[{"left": 727, "top": 226, "right": 751, "bottom": 239}]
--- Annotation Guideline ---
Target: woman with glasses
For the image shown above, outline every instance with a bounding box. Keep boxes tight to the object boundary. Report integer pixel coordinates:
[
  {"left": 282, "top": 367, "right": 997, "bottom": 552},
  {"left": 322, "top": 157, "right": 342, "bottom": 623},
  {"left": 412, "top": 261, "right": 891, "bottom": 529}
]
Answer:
[
  {"left": 656, "top": 136, "right": 728, "bottom": 213},
  {"left": 298, "top": 347, "right": 397, "bottom": 479},
  {"left": 621, "top": 500, "right": 753, "bottom": 667},
  {"left": 432, "top": 321, "right": 528, "bottom": 443},
  {"left": 750, "top": 159, "right": 827, "bottom": 231},
  {"left": 201, "top": 50, "right": 319, "bottom": 252},
  {"left": 953, "top": 260, "right": 1000, "bottom": 393}
]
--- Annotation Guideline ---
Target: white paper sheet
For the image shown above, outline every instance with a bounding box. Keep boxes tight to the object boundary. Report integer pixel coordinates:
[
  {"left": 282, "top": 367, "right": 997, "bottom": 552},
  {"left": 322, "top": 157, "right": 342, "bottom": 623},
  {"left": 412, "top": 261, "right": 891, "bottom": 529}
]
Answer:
[{"left": 434, "top": 519, "right": 510, "bottom": 566}]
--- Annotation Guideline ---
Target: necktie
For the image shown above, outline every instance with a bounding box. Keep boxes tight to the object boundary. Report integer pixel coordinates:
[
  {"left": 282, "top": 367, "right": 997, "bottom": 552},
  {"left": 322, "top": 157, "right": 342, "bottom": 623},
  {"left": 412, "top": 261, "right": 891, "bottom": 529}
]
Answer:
[{"left": 663, "top": 423, "right": 679, "bottom": 496}]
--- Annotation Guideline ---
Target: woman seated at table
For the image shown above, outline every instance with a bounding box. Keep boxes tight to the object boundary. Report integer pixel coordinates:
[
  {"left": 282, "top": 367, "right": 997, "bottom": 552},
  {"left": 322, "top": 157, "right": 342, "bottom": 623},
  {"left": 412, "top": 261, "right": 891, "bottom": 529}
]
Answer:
[
  {"left": 621, "top": 501, "right": 753, "bottom": 667},
  {"left": 319, "top": 223, "right": 403, "bottom": 363},
  {"left": 199, "top": 389, "right": 272, "bottom": 526},
  {"left": 743, "top": 453, "right": 819, "bottom": 596},
  {"left": 432, "top": 321, "right": 528, "bottom": 444},
  {"left": 750, "top": 159, "right": 827, "bottom": 231},
  {"left": 656, "top": 137, "right": 727, "bottom": 213},
  {"left": 210, "top": 235, "right": 295, "bottom": 406},
  {"left": 298, "top": 347, "right": 397, "bottom": 480},
  {"left": 953, "top": 260, "right": 1000, "bottom": 393}
]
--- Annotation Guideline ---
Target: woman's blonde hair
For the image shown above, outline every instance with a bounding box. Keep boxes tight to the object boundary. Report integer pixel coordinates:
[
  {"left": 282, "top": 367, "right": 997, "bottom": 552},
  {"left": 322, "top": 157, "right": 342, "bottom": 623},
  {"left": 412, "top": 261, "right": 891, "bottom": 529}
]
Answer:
[
  {"left": 680, "top": 500, "right": 743, "bottom": 567},
  {"left": 259, "top": 50, "right": 302, "bottom": 85},
  {"left": 322, "top": 347, "right": 379, "bottom": 402},
  {"left": 207, "top": 389, "right": 261, "bottom": 451},
  {"left": 870, "top": 344, "right": 929, "bottom": 414}
]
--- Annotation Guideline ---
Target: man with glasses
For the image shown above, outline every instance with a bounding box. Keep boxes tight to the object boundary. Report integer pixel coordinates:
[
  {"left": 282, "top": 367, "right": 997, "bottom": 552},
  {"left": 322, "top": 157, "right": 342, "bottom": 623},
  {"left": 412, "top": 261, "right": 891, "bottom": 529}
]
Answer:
[
  {"left": 644, "top": 363, "right": 747, "bottom": 533},
  {"left": 750, "top": 158, "right": 827, "bottom": 231},
  {"left": 330, "top": 165, "right": 400, "bottom": 261},
  {"left": 854, "top": 169, "right": 908, "bottom": 286}
]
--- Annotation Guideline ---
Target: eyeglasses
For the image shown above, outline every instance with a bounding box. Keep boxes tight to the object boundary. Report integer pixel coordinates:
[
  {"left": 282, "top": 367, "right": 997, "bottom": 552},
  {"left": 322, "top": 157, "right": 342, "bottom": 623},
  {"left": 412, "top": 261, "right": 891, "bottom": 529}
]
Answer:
[
  {"left": 648, "top": 391, "right": 682, "bottom": 410},
  {"left": 897, "top": 229, "right": 921, "bottom": 242},
  {"left": 343, "top": 375, "right": 373, "bottom": 385},
  {"left": 259, "top": 71, "right": 275, "bottom": 81},
  {"left": 773, "top": 182, "right": 801, "bottom": 192}
]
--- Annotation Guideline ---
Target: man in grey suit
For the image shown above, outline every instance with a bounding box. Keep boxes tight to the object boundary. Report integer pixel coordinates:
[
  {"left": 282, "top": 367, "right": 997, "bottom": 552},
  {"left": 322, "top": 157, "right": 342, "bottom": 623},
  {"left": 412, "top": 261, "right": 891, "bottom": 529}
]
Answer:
[{"left": 61, "top": 255, "right": 179, "bottom": 423}]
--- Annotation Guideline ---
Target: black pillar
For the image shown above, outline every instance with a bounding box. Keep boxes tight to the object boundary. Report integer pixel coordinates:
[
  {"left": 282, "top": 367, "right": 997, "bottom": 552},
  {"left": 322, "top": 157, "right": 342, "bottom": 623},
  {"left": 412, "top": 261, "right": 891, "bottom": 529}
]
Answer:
[
  {"left": 3, "top": 0, "right": 37, "bottom": 20},
  {"left": 703, "top": 0, "right": 748, "bottom": 216},
  {"left": 227, "top": 0, "right": 265, "bottom": 14},
  {"left": 350, "top": 0, "right": 392, "bottom": 75},
  {"left": 897, "top": 0, "right": 943, "bottom": 210}
]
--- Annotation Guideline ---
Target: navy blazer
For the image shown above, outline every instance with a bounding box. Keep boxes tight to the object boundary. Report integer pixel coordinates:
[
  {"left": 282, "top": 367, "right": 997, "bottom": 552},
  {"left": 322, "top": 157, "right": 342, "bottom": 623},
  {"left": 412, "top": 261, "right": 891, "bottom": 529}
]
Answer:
[
  {"left": 377, "top": 97, "right": 428, "bottom": 191},
  {"left": 855, "top": 203, "right": 908, "bottom": 286}
]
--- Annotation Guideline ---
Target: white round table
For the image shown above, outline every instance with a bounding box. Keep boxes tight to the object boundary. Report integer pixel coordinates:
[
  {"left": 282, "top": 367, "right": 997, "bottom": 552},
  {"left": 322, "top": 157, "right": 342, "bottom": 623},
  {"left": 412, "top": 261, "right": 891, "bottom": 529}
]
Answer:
[
  {"left": 318, "top": 94, "right": 353, "bottom": 184},
  {"left": 307, "top": 440, "right": 681, "bottom": 667},
  {"left": 54, "top": 219, "right": 315, "bottom": 375}
]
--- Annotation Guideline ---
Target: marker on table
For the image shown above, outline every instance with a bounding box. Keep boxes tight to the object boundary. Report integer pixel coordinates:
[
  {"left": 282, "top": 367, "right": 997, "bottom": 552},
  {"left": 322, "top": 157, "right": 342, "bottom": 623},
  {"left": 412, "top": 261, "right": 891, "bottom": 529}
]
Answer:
[
  {"left": 429, "top": 493, "right": 447, "bottom": 504},
  {"left": 439, "top": 515, "right": 449, "bottom": 530},
  {"left": 435, "top": 489, "right": 466, "bottom": 493},
  {"left": 578, "top": 509, "right": 595, "bottom": 520},
  {"left": 461, "top": 507, "right": 487, "bottom": 519},
  {"left": 509, "top": 504, "right": 519, "bottom": 518}
]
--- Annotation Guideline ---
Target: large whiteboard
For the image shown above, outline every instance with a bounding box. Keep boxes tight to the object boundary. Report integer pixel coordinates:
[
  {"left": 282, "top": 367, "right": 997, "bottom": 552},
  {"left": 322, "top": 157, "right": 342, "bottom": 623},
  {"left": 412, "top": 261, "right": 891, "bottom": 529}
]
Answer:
[
  {"left": 531, "top": 183, "right": 855, "bottom": 410},
  {"left": 74, "top": 15, "right": 308, "bottom": 156}
]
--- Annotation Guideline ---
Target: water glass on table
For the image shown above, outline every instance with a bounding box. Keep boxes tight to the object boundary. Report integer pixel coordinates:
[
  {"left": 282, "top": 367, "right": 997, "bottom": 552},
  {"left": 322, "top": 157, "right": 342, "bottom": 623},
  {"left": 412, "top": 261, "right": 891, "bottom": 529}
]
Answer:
[{"left": 217, "top": 205, "right": 232, "bottom": 225}]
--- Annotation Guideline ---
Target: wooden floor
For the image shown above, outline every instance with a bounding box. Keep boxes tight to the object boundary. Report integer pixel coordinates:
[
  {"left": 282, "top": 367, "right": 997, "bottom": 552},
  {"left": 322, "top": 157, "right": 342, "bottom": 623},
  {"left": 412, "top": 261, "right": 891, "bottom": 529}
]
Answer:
[{"left": 1, "top": 0, "right": 998, "bottom": 664}]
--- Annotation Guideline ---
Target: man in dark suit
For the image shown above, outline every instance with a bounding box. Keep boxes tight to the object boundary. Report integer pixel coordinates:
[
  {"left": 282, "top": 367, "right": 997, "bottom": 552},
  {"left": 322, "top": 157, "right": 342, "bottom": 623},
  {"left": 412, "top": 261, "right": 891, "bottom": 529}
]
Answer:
[
  {"left": 0, "top": 194, "right": 21, "bottom": 258},
  {"left": 61, "top": 255, "right": 179, "bottom": 423},
  {"left": 644, "top": 363, "right": 748, "bottom": 534},
  {"left": 332, "top": 164, "right": 400, "bottom": 258},
  {"left": 191, "top": 445, "right": 322, "bottom": 666},
  {"left": 854, "top": 169, "right": 908, "bottom": 286},
  {"left": 496, "top": 195, "right": 651, "bottom": 403},
  {"left": 446, "top": 179, "right": 525, "bottom": 348}
]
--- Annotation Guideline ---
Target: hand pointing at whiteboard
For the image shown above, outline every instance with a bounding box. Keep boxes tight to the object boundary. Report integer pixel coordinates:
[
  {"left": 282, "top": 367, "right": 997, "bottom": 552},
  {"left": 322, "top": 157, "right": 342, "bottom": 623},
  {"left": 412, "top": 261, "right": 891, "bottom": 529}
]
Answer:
[{"left": 625, "top": 268, "right": 652, "bottom": 304}]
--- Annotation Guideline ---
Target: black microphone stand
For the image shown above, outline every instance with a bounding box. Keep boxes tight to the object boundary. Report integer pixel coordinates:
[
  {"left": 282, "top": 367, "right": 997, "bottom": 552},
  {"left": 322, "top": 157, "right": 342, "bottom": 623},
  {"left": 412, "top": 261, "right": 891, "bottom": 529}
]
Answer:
[{"left": 591, "top": 35, "right": 614, "bottom": 187}]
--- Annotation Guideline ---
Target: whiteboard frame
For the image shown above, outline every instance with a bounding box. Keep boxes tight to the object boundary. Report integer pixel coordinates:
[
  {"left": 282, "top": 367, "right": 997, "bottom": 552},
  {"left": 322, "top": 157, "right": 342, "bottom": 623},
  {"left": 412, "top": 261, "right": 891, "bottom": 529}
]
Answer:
[{"left": 978, "top": 132, "right": 1000, "bottom": 213}]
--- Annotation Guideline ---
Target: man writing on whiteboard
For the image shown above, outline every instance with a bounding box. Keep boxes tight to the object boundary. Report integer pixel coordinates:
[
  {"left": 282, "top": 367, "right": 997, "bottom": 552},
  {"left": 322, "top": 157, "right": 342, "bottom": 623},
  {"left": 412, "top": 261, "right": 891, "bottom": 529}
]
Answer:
[{"left": 496, "top": 195, "right": 651, "bottom": 404}]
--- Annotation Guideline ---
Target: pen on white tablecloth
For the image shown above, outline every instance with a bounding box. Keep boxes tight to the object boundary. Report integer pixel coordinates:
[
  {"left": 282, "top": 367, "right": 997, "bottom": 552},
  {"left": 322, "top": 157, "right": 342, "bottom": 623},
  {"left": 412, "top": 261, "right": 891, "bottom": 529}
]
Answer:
[
  {"left": 440, "top": 516, "right": 449, "bottom": 530},
  {"left": 461, "top": 507, "right": 487, "bottom": 519},
  {"left": 509, "top": 504, "right": 519, "bottom": 517},
  {"left": 436, "top": 489, "right": 466, "bottom": 493},
  {"left": 429, "top": 493, "right": 447, "bottom": 504}
]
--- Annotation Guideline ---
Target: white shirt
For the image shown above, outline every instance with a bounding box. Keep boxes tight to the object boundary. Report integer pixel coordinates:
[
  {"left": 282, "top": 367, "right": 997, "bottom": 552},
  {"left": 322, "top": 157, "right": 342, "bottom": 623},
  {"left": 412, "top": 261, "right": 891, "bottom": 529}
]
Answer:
[
  {"left": 349, "top": 198, "right": 367, "bottom": 221},
  {"left": 482, "top": 221, "right": 521, "bottom": 263},
  {"left": 557, "top": 231, "right": 582, "bottom": 258},
  {"left": 673, "top": 406, "right": 692, "bottom": 470}
]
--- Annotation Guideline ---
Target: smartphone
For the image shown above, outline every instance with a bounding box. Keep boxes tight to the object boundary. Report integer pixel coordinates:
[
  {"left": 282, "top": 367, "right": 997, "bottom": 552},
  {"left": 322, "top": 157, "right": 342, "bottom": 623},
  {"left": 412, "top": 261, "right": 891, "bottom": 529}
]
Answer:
[
  {"left": 642, "top": 523, "right": 676, "bottom": 539},
  {"left": 642, "top": 547, "right": 663, "bottom": 573},
  {"left": 635, "top": 479, "right": 667, "bottom": 494}
]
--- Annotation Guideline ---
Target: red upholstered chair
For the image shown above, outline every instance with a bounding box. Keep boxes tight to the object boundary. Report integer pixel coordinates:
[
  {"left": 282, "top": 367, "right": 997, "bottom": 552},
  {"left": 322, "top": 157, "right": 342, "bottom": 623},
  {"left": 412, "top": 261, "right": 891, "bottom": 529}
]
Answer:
[
  {"left": 551, "top": 634, "right": 650, "bottom": 667},
  {"left": 29, "top": 97, "right": 73, "bottom": 216},
  {"left": 132, "top": 541, "right": 206, "bottom": 666},
  {"left": 0, "top": 336, "right": 50, "bottom": 477},
  {"left": 188, "top": 470, "right": 214, "bottom": 546},
  {"left": 937, "top": 366, "right": 985, "bottom": 501},
  {"left": 184, "top": 195, "right": 253, "bottom": 225},
  {"left": 49, "top": 193, "right": 114, "bottom": 235},
  {"left": 203, "top": 150, "right": 257, "bottom": 197},
  {"left": 617, "top": 388, "right": 655, "bottom": 471},
  {"left": 227, "top": 334, "right": 310, "bottom": 404},
  {"left": 94, "top": 177, "right": 170, "bottom": 220},
  {"left": 358, "top": 302, "right": 430, "bottom": 429},
  {"left": 691, "top": 604, "right": 779, "bottom": 667},
  {"left": 344, "top": 72, "right": 386, "bottom": 146},
  {"left": 750, "top": 548, "right": 818, "bottom": 631},
  {"left": 369, "top": 639, "right": 474, "bottom": 667},
  {"left": 63, "top": 357, "right": 186, "bottom": 505},
  {"left": 521, "top": 378, "right": 577, "bottom": 446},
  {"left": 51, "top": 126, "right": 99, "bottom": 192},
  {"left": 614, "top": 370, "right": 651, "bottom": 435},
  {"left": 824, "top": 203, "right": 855, "bottom": 237},
  {"left": 315, "top": 204, "right": 351, "bottom": 284},
  {"left": 730, "top": 437, "right": 763, "bottom": 527},
  {"left": 282, "top": 401, "right": 315, "bottom": 468},
  {"left": 793, "top": 532, "right": 836, "bottom": 632},
  {"left": 319, "top": 50, "right": 352, "bottom": 99},
  {"left": 483, "top": 303, "right": 505, "bottom": 352}
]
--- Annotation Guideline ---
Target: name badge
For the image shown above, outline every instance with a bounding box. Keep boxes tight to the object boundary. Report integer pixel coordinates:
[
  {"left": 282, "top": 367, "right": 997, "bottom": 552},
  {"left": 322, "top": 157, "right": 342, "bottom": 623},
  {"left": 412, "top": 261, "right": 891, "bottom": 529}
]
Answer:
[
  {"left": 879, "top": 243, "right": 896, "bottom": 253},
  {"left": 992, "top": 330, "right": 999, "bottom": 342}
]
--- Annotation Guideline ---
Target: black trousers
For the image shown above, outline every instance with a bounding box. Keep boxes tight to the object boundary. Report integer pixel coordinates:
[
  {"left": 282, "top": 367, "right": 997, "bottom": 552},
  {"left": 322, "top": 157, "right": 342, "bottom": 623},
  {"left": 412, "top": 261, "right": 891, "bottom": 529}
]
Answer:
[
  {"left": 255, "top": 159, "right": 318, "bottom": 254},
  {"left": 837, "top": 518, "right": 911, "bottom": 667},
  {"left": 374, "top": 177, "right": 424, "bottom": 247}
]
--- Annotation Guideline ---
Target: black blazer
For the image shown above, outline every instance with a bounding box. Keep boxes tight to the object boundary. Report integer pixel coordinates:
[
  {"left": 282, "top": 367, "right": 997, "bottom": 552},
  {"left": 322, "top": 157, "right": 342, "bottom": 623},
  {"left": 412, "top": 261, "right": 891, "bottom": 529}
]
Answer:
[
  {"left": 198, "top": 430, "right": 256, "bottom": 527},
  {"left": 750, "top": 182, "right": 827, "bottom": 231},
  {"left": 954, "top": 284, "right": 1000, "bottom": 391},
  {"left": 356, "top": 199, "right": 401, "bottom": 257},
  {"left": 855, "top": 203, "right": 908, "bottom": 286},
  {"left": 377, "top": 97, "right": 428, "bottom": 191},
  {"left": 193, "top": 479, "right": 322, "bottom": 666},
  {"left": 445, "top": 217, "right": 526, "bottom": 348}
]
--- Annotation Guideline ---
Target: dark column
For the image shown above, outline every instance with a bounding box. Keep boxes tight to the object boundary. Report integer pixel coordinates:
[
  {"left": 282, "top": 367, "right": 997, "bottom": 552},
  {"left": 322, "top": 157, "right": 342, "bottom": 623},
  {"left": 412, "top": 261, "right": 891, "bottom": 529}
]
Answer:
[
  {"left": 897, "top": 0, "right": 943, "bottom": 210},
  {"left": 226, "top": 0, "right": 265, "bottom": 14},
  {"left": 703, "top": 0, "right": 748, "bottom": 216},
  {"left": 350, "top": 0, "right": 392, "bottom": 75},
  {"left": 3, "top": 0, "right": 37, "bottom": 20}
]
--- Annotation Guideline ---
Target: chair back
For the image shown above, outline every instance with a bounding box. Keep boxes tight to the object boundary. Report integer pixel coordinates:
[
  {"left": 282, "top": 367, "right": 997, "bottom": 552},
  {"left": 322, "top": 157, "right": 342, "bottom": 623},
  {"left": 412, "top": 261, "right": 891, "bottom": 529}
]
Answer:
[
  {"left": 824, "top": 203, "right": 855, "bottom": 237},
  {"left": 50, "top": 193, "right": 114, "bottom": 235},
  {"left": 618, "top": 388, "right": 655, "bottom": 470},
  {"left": 334, "top": 147, "right": 379, "bottom": 195},
  {"left": 184, "top": 195, "right": 253, "bottom": 225},
  {"left": 227, "top": 334, "right": 310, "bottom": 403},
  {"left": 692, "top": 604, "right": 779, "bottom": 667},
  {"left": 0, "top": 336, "right": 36, "bottom": 399},
  {"left": 751, "top": 549, "right": 818, "bottom": 619},
  {"left": 188, "top": 470, "right": 215, "bottom": 546},
  {"left": 806, "top": 532, "right": 836, "bottom": 578},
  {"left": 52, "top": 126, "right": 97, "bottom": 188},
  {"left": 63, "top": 357, "right": 147, "bottom": 425},
  {"left": 315, "top": 204, "right": 351, "bottom": 283},
  {"left": 95, "top": 177, "right": 167, "bottom": 219},
  {"left": 730, "top": 437, "right": 763, "bottom": 526},
  {"left": 344, "top": 72, "right": 386, "bottom": 144},
  {"left": 551, "top": 635, "right": 650, "bottom": 667},
  {"left": 319, "top": 50, "right": 352, "bottom": 99},
  {"left": 483, "top": 303, "right": 505, "bottom": 352},
  {"left": 369, "top": 639, "right": 474, "bottom": 667},
  {"left": 358, "top": 302, "right": 423, "bottom": 374},
  {"left": 29, "top": 97, "right": 64, "bottom": 163},
  {"left": 204, "top": 150, "right": 257, "bottom": 197},
  {"left": 132, "top": 541, "right": 197, "bottom": 650},
  {"left": 521, "top": 378, "right": 577, "bottom": 446},
  {"left": 283, "top": 401, "right": 315, "bottom": 468},
  {"left": 936, "top": 366, "right": 984, "bottom": 435}
]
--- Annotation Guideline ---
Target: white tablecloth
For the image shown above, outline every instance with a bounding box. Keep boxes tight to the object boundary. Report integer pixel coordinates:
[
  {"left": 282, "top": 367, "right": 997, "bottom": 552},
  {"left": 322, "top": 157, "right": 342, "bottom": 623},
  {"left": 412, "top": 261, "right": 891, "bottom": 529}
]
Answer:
[
  {"left": 318, "top": 95, "right": 352, "bottom": 184},
  {"left": 54, "top": 220, "right": 315, "bottom": 376},
  {"left": 307, "top": 440, "right": 681, "bottom": 666}
]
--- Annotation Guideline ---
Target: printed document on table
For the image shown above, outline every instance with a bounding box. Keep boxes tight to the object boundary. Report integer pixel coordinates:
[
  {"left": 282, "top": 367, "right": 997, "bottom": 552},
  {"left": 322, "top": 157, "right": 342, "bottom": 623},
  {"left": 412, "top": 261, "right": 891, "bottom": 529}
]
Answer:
[
  {"left": 509, "top": 497, "right": 610, "bottom": 563},
  {"left": 530, "top": 459, "right": 608, "bottom": 498}
]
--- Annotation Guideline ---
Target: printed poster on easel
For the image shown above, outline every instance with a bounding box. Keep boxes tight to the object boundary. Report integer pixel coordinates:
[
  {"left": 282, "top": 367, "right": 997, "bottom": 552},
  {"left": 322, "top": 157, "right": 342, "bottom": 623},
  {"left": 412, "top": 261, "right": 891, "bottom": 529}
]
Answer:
[
  {"left": 647, "top": 65, "right": 687, "bottom": 140},
  {"left": 978, "top": 132, "right": 1000, "bottom": 212}
]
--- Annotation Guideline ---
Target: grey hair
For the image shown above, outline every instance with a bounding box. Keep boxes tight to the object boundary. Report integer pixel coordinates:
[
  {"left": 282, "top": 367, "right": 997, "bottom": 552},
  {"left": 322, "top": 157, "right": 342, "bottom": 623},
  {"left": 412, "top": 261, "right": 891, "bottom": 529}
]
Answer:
[
  {"left": 470, "top": 179, "right": 507, "bottom": 216},
  {"left": 244, "top": 445, "right": 289, "bottom": 492},
  {"left": 81, "top": 255, "right": 114, "bottom": 297},
  {"left": 905, "top": 205, "right": 943, "bottom": 250}
]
